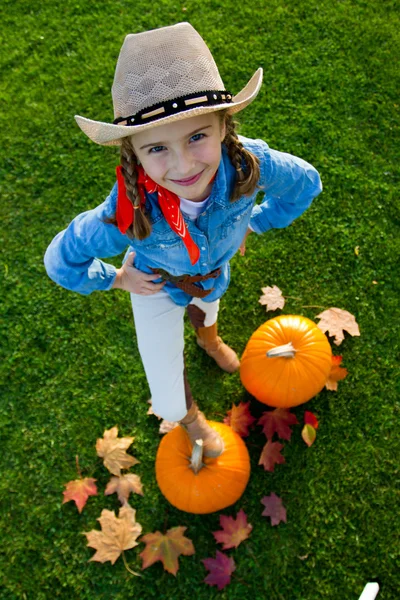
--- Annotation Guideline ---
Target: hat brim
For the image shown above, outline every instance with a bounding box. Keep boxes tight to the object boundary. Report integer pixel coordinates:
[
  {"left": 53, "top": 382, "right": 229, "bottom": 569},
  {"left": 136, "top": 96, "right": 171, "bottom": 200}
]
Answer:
[{"left": 74, "top": 68, "right": 263, "bottom": 146}]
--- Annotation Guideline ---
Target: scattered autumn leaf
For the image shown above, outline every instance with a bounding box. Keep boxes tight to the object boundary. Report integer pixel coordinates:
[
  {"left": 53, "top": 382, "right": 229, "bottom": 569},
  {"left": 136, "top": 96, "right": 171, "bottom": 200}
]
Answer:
[
  {"left": 147, "top": 398, "right": 161, "bottom": 418},
  {"left": 316, "top": 308, "right": 360, "bottom": 346},
  {"left": 159, "top": 420, "right": 179, "bottom": 434},
  {"left": 212, "top": 509, "right": 253, "bottom": 550},
  {"left": 223, "top": 402, "right": 256, "bottom": 437},
  {"left": 304, "top": 411, "right": 319, "bottom": 429},
  {"left": 202, "top": 551, "right": 236, "bottom": 590},
  {"left": 62, "top": 477, "right": 97, "bottom": 513},
  {"left": 95, "top": 427, "right": 139, "bottom": 476},
  {"left": 83, "top": 504, "right": 142, "bottom": 565},
  {"left": 259, "top": 285, "right": 285, "bottom": 311},
  {"left": 302, "top": 424, "right": 316, "bottom": 447},
  {"left": 105, "top": 473, "right": 144, "bottom": 504},
  {"left": 258, "top": 408, "right": 299, "bottom": 441},
  {"left": 325, "top": 356, "right": 348, "bottom": 391},
  {"left": 258, "top": 440, "right": 286, "bottom": 472},
  {"left": 261, "top": 493, "right": 287, "bottom": 526},
  {"left": 139, "top": 526, "right": 195, "bottom": 575}
]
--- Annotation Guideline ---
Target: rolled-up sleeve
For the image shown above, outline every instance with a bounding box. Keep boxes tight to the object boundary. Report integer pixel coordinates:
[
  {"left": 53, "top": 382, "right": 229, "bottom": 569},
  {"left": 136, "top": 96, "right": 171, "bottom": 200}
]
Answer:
[
  {"left": 44, "top": 183, "right": 128, "bottom": 295},
  {"left": 249, "top": 143, "right": 322, "bottom": 235}
]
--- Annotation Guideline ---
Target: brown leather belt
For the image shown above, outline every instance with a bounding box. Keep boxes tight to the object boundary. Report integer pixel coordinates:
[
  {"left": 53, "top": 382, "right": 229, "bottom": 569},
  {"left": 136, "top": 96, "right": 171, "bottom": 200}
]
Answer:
[{"left": 150, "top": 267, "right": 221, "bottom": 298}]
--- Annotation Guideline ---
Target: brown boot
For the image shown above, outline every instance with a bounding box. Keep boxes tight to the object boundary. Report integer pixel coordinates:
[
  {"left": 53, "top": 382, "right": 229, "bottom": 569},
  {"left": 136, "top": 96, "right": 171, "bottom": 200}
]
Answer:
[
  {"left": 196, "top": 323, "right": 240, "bottom": 373},
  {"left": 179, "top": 402, "right": 224, "bottom": 458}
]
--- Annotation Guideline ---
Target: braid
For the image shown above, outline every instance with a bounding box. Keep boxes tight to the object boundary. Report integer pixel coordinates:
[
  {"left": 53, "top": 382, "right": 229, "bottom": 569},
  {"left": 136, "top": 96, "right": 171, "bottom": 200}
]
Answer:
[
  {"left": 119, "top": 137, "right": 152, "bottom": 240},
  {"left": 221, "top": 113, "right": 260, "bottom": 202}
]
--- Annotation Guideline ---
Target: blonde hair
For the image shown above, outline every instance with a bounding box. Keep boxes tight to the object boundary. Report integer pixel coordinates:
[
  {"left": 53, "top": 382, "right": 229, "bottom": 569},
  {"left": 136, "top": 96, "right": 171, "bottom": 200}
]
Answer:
[{"left": 105, "top": 110, "right": 260, "bottom": 240}]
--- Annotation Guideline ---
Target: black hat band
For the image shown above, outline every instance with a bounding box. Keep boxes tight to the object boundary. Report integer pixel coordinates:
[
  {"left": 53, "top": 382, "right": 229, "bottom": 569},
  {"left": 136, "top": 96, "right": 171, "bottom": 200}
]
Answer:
[{"left": 113, "top": 90, "right": 233, "bottom": 126}]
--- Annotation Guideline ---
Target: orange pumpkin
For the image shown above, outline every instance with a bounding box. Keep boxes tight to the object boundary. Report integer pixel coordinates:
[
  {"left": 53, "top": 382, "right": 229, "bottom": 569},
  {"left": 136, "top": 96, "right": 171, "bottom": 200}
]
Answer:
[
  {"left": 155, "top": 422, "right": 250, "bottom": 514},
  {"left": 240, "top": 315, "right": 332, "bottom": 408}
]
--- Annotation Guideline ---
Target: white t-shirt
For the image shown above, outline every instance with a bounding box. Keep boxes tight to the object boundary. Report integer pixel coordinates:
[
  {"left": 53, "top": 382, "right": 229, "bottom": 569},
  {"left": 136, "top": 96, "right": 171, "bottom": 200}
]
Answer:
[{"left": 179, "top": 195, "right": 209, "bottom": 219}]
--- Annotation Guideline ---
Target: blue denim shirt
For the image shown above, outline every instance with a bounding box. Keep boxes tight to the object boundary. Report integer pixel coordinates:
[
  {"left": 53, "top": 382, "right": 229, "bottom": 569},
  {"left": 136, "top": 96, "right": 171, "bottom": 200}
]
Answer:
[{"left": 44, "top": 136, "right": 322, "bottom": 306}]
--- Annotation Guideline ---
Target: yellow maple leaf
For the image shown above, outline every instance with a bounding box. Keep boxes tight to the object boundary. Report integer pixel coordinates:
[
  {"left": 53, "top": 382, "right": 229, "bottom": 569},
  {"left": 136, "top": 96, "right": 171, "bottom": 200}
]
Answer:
[
  {"left": 259, "top": 285, "right": 285, "bottom": 311},
  {"left": 83, "top": 504, "right": 142, "bottom": 565},
  {"left": 96, "top": 426, "right": 139, "bottom": 476},
  {"left": 105, "top": 474, "right": 144, "bottom": 504},
  {"left": 139, "top": 527, "right": 195, "bottom": 575},
  {"left": 316, "top": 307, "right": 360, "bottom": 346}
]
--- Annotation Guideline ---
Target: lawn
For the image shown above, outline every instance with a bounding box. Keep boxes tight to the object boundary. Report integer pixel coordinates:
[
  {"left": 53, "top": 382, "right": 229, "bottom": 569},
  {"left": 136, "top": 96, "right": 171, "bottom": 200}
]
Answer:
[{"left": 1, "top": 0, "right": 399, "bottom": 598}]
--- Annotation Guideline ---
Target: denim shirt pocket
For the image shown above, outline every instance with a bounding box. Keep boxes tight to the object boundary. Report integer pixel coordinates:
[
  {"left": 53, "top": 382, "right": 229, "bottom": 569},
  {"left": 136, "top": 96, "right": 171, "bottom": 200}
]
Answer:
[{"left": 219, "top": 197, "right": 254, "bottom": 239}]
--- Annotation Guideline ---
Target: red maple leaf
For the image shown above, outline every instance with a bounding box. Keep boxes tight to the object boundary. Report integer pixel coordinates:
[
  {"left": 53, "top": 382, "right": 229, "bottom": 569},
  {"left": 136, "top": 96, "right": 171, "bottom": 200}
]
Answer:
[
  {"left": 261, "top": 493, "right": 287, "bottom": 526},
  {"left": 62, "top": 477, "right": 97, "bottom": 513},
  {"left": 212, "top": 509, "right": 253, "bottom": 549},
  {"left": 258, "top": 440, "right": 285, "bottom": 472},
  {"left": 258, "top": 408, "right": 299, "bottom": 441},
  {"left": 139, "top": 527, "right": 195, "bottom": 575},
  {"left": 223, "top": 402, "right": 256, "bottom": 437},
  {"left": 304, "top": 411, "right": 319, "bottom": 429},
  {"left": 202, "top": 551, "right": 236, "bottom": 590}
]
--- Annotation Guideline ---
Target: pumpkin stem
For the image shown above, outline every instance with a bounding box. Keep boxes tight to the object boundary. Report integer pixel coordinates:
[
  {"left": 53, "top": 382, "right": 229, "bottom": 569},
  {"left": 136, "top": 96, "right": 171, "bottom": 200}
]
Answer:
[
  {"left": 190, "top": 439, "right": 205, "bottom": 474},
  {"left": 267, "top": 341, "right": 297, "bottom": 358}
]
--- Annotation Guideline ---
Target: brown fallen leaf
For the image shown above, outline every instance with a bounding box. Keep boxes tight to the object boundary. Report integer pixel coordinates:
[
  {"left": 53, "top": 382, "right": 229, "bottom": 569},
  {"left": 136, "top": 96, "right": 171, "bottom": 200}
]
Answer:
[
  {"left": 96, "top": 426, "right": 139, "bottom": 476},
  {"left": 259, "top": 285, "right": 285, "bottom": 311},
  {"left": 159, "top": 420, "right": 179, "bottom": 434},
  {"left": 258, "top": 440, "right": 286, "bottom": 472},
  {"left": 105, "top": 473, "right": 144, "bottom": 504},
  {"left": 316, "top": 307, "right": 360, "bottom": 346},
  {"left": 223, "top": 402, "right": 256, "bottom": 438},
  {"left": 139, "top": 526, "right": 195, "bottom": 575},
  {"left": 83, "top": 504, "right": 142, "bottom": 565},
  {"left": 325, "top": 356, "right": 348, "bottom": 391},
  {"left": 62, "top": 477, "right": 97, "bottom": 513}
]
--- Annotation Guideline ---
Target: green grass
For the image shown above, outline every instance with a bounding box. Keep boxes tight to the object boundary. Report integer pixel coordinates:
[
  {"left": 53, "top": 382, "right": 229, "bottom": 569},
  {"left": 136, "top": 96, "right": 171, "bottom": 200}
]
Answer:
[{"left": 1, "top": 0, "right": 399, "bottom": 598}]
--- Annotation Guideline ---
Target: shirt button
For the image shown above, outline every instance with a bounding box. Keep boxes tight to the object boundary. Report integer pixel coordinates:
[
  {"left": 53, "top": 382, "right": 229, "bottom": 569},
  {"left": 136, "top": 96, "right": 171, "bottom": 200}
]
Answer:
[
  {"left": 201, "top": 247, "right": 206, "bottom": 251},
  {"left": 201, "top": 212, "right": 206, "bottom": 216},
  {"left": 201, "top": 263, "right": 207, "bottom": 266}
]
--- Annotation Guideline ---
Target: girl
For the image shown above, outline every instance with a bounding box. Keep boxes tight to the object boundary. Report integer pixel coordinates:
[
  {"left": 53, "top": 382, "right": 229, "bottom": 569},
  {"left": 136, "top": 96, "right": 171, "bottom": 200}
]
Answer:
[{"left": 44, "top": 22, "right": 322, "bottom": 458}]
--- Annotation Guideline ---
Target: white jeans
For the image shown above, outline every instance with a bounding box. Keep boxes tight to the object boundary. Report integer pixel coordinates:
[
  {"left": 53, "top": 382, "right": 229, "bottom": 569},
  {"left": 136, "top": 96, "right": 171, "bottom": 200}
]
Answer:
[{"left": 130, "top": 290, "right": 220, "bottom": 422}]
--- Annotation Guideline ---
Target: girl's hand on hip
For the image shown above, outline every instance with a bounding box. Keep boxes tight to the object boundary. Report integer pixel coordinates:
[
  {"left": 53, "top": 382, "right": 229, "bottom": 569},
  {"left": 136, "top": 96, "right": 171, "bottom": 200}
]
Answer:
[
  {"left": 112, "top": 251, "right": 166, "bottom": 295},
  {"left": 239, "top": 228, "right": 253, "bottom": 256}
]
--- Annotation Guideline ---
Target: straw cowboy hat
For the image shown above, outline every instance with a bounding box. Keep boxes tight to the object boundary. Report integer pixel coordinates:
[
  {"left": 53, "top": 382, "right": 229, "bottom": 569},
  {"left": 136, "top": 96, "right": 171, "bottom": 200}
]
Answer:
[{"left": 75, "top": 22, "right": 263, "bottom": 146}]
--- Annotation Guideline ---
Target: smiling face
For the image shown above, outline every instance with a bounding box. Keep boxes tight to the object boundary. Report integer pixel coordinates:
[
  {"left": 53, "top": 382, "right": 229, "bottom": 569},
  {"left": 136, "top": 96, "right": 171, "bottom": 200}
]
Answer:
[{"left": 130, "top": 112, "right": 226, "bottom": 202}]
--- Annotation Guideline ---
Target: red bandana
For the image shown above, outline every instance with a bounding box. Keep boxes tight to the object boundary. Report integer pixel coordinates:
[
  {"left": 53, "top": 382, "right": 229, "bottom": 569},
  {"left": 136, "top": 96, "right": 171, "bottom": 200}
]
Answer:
[{"left": 116, "top": 165, "right": 216, "bottom": 266}]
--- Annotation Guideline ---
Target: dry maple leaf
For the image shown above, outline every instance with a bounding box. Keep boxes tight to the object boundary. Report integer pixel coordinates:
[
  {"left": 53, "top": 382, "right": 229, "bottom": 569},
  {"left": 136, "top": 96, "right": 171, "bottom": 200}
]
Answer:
[
  {"left": 105, "top": 474, "right": 144, "bottom": 504},
  {"left": 259, "top": 285, "right": 285, "bottom": 311},
  {"left": 139, "top": 526, "right": 195, "bottom": 575},
  {"left": 302, "top": 424, "right": 317, "bottom": 447},
  {"left": 261, "top": 493, "right": 287, "bottom": 526},
  {"left": 223, "top": 402, "right": 256, "bottom": 437},
  {"left": 202, "top": 551, "right": 236, "bottom": 590},
  {"left": 316, "top": 308, "right": 360, "bottom": 346},
  {"left": 62, "top": 477, "right": 97, "bottom": 513},
  {"left": 258, "top": 408, "right": 299, "bottom": 441},
  {"left": 258, "top": 440, "right": 286, "bottom": 472},
  {"left": 212, "top": 509, "right": 253, "bottom": 549},
  {"left": 95, "top": 426, "right": 139, "bottom": 476},
  {"left": 159, "top": 420, "right": 179, "bottom": 434},
  {"left": 83, "top": 504, "right": 142, "bottom": 565},
  {"left": 325, "top": 356, "right": 348, "bottom": 391}
]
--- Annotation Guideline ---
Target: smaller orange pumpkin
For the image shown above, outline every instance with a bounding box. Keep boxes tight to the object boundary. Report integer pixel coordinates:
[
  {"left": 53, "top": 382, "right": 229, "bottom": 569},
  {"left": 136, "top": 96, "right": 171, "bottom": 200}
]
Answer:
[
  {"left": 240, "top": 315, "right": 332, "bottom": 408},
  {"left": 156, "top": 422, "right": 250, "bottom": 514}
]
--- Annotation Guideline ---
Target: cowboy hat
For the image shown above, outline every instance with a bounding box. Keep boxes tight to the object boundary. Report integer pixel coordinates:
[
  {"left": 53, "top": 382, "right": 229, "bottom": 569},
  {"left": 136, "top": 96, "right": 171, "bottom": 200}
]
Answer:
[{"left": 75, "top": 22, "right": 263, "bottom": 146}]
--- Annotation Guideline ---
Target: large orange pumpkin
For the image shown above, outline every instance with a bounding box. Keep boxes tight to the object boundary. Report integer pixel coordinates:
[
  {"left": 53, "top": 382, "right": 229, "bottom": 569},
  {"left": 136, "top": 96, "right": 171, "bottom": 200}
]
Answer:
[
  {"left": 240, "top": 315, "right": 332, "bottom": 408},
  {"left": 155, "top": 422, "right": 250, "bottom": 514}
]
